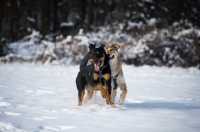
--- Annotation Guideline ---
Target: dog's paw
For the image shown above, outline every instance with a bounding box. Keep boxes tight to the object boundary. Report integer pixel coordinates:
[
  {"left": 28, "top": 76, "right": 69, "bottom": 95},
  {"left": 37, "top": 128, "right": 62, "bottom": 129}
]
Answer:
[
  {"left": 110, "top": 104, "right": 115, "bottom": 108},
  {"left": 83, "top": 98, "right": 87, "bottom": 103},
  {"left": 106, "top": 96, "right": 112, "bottom": 104},
  {"left": 106, "top": 102, "right": 115, "bottom": 108},
  {"left": 106, "top": 100, "right": 110, "bottom": 105},
  {"left": 118, "top": 98, "right": 125, "bottom": 105}
]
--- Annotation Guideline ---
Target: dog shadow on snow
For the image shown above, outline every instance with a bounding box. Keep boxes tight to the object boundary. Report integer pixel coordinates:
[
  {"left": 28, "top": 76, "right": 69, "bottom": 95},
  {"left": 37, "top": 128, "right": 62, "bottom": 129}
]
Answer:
[{"left": 122, "top": 101, "right": 200, "bottom": 110}]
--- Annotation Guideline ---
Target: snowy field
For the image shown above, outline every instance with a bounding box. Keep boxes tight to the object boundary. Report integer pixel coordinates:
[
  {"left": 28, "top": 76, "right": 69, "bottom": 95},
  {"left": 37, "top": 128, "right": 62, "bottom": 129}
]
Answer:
[{"left": 0, "top": 64, "right": 200, "bottom": 132}]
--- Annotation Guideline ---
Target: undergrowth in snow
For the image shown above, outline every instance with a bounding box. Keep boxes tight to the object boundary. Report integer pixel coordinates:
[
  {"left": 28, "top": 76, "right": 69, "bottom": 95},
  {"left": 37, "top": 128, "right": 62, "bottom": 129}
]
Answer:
[{"left": 0, "top": 19, "right": 200, "bottom": 67}]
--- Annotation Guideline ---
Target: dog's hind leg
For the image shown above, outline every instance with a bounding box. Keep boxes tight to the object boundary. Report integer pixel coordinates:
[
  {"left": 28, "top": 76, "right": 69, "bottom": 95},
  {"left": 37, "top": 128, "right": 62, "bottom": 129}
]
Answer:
[
  {"left": 106, "top": 81, "right": 115, "bottom": 108},
  {"left": 92, "top": 90, "right": 97, "bottom": 102},
  {"left": 76, "top": 75, "right": 87, "bottom": 106},
  {"left": 78, "top": 89, "right": 85, "bottom": 106},
  {"left": 83, "top": 84, "right": 94, "bottom": 103},
  {"left": 118, "top": 83, "right": 127, "bottom": 105}
]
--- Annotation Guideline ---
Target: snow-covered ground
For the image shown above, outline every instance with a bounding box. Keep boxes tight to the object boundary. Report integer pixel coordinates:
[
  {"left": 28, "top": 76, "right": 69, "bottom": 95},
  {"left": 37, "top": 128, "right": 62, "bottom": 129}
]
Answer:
[{"left": 0, "top": 64, "right": 200, "bottom": 132}]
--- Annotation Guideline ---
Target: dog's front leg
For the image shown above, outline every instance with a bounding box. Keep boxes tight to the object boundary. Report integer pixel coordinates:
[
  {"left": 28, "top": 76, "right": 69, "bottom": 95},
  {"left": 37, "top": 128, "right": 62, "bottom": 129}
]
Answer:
[
  {"left": 78, "top": 89, "right": 85, "bottom": 106},
  {"left": 106, "top": 79, "right": 115, "bottom": 108},
  {"left": 96, "top": 83, "right": 106, "bottom": 98},
  {"left": 111, "top": 88, "right": 117, "bottom": 104}
]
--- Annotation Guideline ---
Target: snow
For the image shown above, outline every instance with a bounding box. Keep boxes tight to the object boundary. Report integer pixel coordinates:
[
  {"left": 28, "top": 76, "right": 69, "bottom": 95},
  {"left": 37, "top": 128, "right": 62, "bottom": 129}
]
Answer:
[
  {"left": 127, "top": 21, "right": 143, "bottom": 30},
  {"left": 195, "top": 29, "right": 200, "bottom": 37},
  {"left": 27, "top": 17, "right": 36, "bottom": 23},
  {"left": 60, "top": 22, "right": 74, "bottom": 27},
  {"left": 147, "top": 18, "right": 157, "bottom": 26},
  {"left": 173, "top": 28, "right": 194, "bottom": 40},
  {"left": 0, "top": 64, "right": 200, "bottom": 132}
]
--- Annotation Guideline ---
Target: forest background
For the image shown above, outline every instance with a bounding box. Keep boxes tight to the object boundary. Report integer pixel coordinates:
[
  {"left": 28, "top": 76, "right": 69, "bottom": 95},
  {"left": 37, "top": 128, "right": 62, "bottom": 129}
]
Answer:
[{"left": 0, "top": 0, "right": 200, "bottom": 67}]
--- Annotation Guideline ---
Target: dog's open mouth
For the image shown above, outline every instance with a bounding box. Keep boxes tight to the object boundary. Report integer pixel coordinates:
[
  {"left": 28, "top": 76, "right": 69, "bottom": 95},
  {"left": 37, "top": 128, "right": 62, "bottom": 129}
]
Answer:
[
  {"left": 94, "top": 61, "right": 101, "bottom": 71},
  {"left": 109, "top": 55, "right": 114, "bottom": 60}
]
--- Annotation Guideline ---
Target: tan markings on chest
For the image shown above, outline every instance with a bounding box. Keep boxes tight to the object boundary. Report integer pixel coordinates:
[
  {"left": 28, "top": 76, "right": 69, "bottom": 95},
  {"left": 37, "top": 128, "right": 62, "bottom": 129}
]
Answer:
[
  {"left": 103, "top": 73, "right": 110, "bottom": 80},
  {"left": 93, "top": 73, "right": 99, "bottom": 80},
  {"left": 93, "top": 73, "right": 110, "bottom": 81}
]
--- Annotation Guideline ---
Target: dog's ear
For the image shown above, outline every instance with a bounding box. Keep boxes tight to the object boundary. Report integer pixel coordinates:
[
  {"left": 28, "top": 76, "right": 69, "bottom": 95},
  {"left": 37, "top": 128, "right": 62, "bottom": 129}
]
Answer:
[
  {"left": 104, "top": 47, "right": 108, "bottom": 54},
  {"left": 99, "top": 44, "right": 106, "bottom": 53},
  {"left": 89, "top": 43, "right": 96, "bottom": 51},
  {"left": 104, "top": 46, "right": 112, "bottom": 54},
  {"left": 99, "top": 44, "right": 105, "bottom": 48},
  {"left": 111, "top": 44, "right": 120, "bottom": 50}
]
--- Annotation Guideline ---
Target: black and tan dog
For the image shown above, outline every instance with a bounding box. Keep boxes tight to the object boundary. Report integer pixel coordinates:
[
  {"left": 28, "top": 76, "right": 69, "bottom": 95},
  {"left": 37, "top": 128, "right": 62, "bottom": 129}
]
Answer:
[
  {"left": 76, "top": 45, "right": 115, "bottom": 108},
  {"left": 81, "top": 44, "right": 127, "bottom": 106}
]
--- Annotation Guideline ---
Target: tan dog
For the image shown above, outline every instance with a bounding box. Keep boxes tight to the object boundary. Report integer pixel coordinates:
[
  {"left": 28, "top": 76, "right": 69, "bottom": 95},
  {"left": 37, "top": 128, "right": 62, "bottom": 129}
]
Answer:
[{"left": 83, "top": 44, "right": 127, "bottom": 105}]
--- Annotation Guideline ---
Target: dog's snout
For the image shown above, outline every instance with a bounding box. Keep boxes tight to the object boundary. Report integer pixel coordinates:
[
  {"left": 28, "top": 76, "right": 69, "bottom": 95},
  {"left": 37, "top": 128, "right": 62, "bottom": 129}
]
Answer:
[{"left": 93, "top": 56, "right": 100, "bottom": 63}]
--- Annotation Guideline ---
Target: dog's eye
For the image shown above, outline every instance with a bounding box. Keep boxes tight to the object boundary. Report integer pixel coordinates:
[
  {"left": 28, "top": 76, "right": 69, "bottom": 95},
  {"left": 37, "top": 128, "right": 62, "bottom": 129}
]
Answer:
[{"left": 110, "top": 49, "right": 113, "bottom": 52}]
